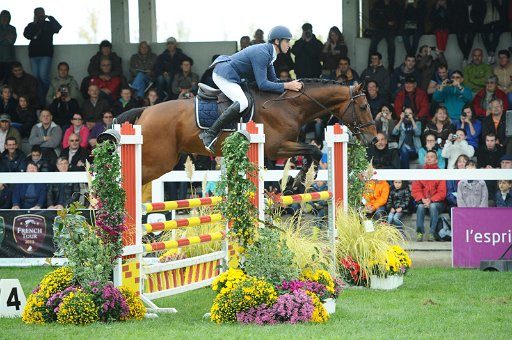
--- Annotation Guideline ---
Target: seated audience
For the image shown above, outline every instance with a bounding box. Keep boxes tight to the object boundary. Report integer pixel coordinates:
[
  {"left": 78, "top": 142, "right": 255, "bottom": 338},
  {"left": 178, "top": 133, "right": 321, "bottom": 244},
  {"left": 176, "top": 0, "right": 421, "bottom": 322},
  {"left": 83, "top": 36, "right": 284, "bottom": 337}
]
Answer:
[
  {"left": 0, "top": 136, "right": 26, "bottom": 172},
  {"left": 46, "top": 157, "right": 82, "bottom": 209},
  {"left": 26, "top": 144, "right": 54, "bottom": 172},
  {"left": 153, "top": 37, "right": 190, "bottom": 100},
  {"left": 13, "top": 95, "right": 37, "bottom": 138},
  {"left": 0, "top": 114, "right": 21, "bottom": 149},
  {"left": 60, "top": 133, "right": 89, "bottom": 171},
  {"left": 62, "top": 113, "right": 89, "bottom": 149},
  {"left": 12, "top": 161, "right": 46, "bottom": 209},
  {"left": 129, "top": 41, "right": 156, "bottom": 99},
  {"left": 89, "top": 57, "right": 123, "bottom": 105},
  {"left": 463, "top": 48, "right": 493, "bottom": 94},
  {"left": 432, "top": 70, "right": 473, "bottom": 120},
  {"left": 472, "top": 75, "right": 508, "bottom": 119},
  {"left": 423, "top": 106, "right": 451, "bottom": 148},
  {"left": 81, "top": 84, "right": 110, "bottom": 128},
  {"left": 386, "top": 180, "right": 411, "bottom": 232},
  {"left": 89, "top": 111, "right": 114, "bottom": 149},
  {"left": 112, "top": 87, "right": 140, "bottom": 116},
  {"left": 374, "top": 103, "right": 397, "bottom": 147},
  {"left": 366, "top": 132, "right": 399, "bottom": 169},
  {"left": 49, "top": 83, "right": 80, "bottom": 128},
  {"left": 172, "top": 57, "right": 199, "bottom": 99},
  {"left": 456, "top": 160, "right": 488, "bottom": 208},
  {"left": 446, "top": 154, "right": 470, "bottom": 210},
  {"left": 363, "top": 179, "right": 390, "bottom": 220},
  {"left": 393, "top": 76, "right": 429, "bottom": 121},
  {"left": 46, "top": 62, "right": 81, "bottom": 105},
  {"left": 412, "top": 150, "right": 446, "bottom": 242},
  {"left": 367, "top": 80, "right": 385, "bottom": 118},
  {"left": 320, "top": 26, "right": 347, "bottom": 78},
  {"left": 427, "top": 63, "right": 451, "bottom": 95},
  {"left": 452, "top": 104, "right": 481, "bottom": 149},
  {"left": 143, "top": 88, "right": 160, "bottom": 107},
  {"left": 416, "top": 46, "right": 447, "bottom": 92},
  {"left": 500, "top": 154, "right": 512, "bottom": 169},
  {"left": 0, "top": 183, "right": 12, "bottom": 209},
  {"left": 1, "top": 85, "right": 17, "bottom": 116},
  {"left": 331, "top": 57, "right": 359, "bottom": 85},
  {"left": 87, "top": 40, "right": 123, "bottom": 78},
  {"left": 7, "top": 62, "right": 38, "bottom": 107},
  {"left": 28, "top": 109, "right": 62, "bottom": 161},
  {"left": 390, "top": 54, "right": 421, "bottom": 98},
  {"left": 476, "top": 133, "right": 505, "bottom": 169},
  {"left": 494, "top": 49, "right": 512, "bottom": 106},
  {"left": 418, "top": 133, "right": 446, "bottom": 169},
  {"left": 495, "top": 180, "right": 512, "bottom": 207},
  {"left": 361, "top": 52, "right": 390, "bottom": 100},
  {"left": 441, "top": 129, "right": 474, "bottom": 169},
  {"left": 481, "top": 99, "right": 510, "bottom": 154},
  {"left": 392, "top": 107, "right": 422, "bottom": 169}
]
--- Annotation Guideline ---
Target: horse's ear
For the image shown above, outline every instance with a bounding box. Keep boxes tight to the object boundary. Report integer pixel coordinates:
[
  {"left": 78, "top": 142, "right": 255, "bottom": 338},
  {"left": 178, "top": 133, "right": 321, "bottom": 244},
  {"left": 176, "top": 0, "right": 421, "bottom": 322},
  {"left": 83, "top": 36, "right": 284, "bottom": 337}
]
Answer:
[{"left": 355, "top": 82, "right": 363, "bottom": 94}]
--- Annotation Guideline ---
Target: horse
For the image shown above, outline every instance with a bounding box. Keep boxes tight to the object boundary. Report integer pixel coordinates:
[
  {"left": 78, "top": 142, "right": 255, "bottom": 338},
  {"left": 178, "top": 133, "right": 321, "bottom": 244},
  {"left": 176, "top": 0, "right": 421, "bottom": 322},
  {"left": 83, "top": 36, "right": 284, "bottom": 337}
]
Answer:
[{"left": 115, "top": 79, "right": 377, "bottom": 185}]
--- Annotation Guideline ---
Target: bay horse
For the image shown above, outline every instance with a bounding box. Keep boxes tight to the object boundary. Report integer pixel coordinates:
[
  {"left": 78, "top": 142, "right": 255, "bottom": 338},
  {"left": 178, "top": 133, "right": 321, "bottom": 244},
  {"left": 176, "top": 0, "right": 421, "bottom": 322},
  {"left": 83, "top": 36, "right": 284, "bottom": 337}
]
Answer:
[{"left": 115, "top": 79, "right": 377, "bottom": 185}]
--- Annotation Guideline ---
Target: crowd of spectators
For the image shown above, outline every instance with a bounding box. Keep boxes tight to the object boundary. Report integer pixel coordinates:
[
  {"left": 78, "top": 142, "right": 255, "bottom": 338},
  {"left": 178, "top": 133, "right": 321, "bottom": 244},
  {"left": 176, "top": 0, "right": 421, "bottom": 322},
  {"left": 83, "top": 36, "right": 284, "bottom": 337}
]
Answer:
[{"left": 1, "top": 5, "right": 511, "bottom": 241}]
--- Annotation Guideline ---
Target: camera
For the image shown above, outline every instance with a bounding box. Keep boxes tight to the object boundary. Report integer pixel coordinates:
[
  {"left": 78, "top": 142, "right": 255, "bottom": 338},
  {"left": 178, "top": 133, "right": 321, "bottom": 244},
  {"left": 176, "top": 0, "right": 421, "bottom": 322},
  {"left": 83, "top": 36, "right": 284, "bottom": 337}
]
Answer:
[
  {"left": 446, "top": 79, "right": 454, "bottom": 85},
  {"left": 429, "top": 46, "right": 437, "bottom": 51},
  {"left": 59, "top": 85, "right": 68, "bottom": 96},
  {"left": 451, "top": 134, "right": 458, "bottom": 139},
  {"left": 461, "top": 112, "right": 467, "bottom": 117}
]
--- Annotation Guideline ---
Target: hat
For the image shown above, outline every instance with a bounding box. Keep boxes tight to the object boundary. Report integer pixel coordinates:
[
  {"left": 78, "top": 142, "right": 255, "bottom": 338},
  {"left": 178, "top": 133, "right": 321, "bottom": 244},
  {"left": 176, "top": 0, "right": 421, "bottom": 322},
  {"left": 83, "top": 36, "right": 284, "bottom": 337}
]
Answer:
[
  {"left": 405, "top": 75, "right": 416, "bottom": 83},
  {"left": 0, "top": 114, "right": 11, "bottom": 122},
  {"left": 166, "top": 37, "right": 177, "bottom": 44},
  {"left": 99, "top": 40, "right": 112, "bottom": 49},
  {"left": 500, "top": 154, "right": 512, "bottom": 162}
]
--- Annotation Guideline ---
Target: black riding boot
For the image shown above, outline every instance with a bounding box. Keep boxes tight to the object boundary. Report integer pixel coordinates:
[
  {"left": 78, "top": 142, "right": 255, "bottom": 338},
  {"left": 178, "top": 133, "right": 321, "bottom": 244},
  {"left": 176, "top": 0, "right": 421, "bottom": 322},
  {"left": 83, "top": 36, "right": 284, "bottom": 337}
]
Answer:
[{"left": 199, "top": 101, "right": 241, "bottom": 153}]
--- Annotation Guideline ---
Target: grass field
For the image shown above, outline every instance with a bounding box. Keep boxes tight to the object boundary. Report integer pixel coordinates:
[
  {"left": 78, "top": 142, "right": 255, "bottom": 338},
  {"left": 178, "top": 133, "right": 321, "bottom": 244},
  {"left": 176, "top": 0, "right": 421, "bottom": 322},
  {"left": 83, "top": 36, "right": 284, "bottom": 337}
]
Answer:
[{"left": 0, "top": 267, "right": 511, "bottom": 339}]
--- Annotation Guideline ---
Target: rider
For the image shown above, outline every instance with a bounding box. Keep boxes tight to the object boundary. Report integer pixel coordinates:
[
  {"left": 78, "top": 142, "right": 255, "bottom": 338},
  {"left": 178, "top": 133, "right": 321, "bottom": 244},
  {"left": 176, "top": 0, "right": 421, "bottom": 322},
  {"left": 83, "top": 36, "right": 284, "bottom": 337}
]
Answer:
[{"left": 199, "top": 25, "right": 303, "bottom": 153}]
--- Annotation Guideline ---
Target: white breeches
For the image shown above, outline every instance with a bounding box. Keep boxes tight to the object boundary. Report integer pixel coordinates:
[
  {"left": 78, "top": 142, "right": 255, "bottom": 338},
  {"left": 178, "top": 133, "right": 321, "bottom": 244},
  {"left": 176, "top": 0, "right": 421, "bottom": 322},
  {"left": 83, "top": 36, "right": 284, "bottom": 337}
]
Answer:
[{"left": 212, "top": 72, "right": 249, "bottom": 112}]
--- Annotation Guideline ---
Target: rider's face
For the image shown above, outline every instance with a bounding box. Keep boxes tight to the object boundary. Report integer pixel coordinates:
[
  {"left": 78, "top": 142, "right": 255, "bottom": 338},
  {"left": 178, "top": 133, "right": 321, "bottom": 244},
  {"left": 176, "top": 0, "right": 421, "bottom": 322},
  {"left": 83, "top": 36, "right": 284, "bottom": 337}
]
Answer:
[{"left": 279, "top": 39, "right": 290, "bottom": 53}]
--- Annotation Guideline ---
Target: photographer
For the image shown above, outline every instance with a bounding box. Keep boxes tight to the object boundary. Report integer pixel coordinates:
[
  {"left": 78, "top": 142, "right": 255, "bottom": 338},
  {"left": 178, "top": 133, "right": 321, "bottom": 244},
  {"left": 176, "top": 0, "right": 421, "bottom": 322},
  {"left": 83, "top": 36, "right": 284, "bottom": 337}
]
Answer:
[
  {"left": 423, "top": 106, "right": 451, "bottom": 148},
  {"left": 172, "top": 57, "right": 198, "bottom": 100},
  {"left": 441, "top": 129, "right": 474, "bottom": 169},
  {"left": 416, "top": 45, "right": 447, "bottom": 92},
  {"left": 433, "top": 70, "right": 473, "bottom": 120},
  {"left": 418, "top": 132, "right": 446, "bottom": 169},
  {"left": 46, "top": 62, "right": 81, "bottom": 106},
  {"left": 392, "top": 107, "right": 422, "bottom": 169},
  {"left": 49, "top": 83, "right": 79, "bottom": 129},
  {"left": 452, "top": 105, "right": 481, "bottom": 149},
  {"left": 374, "top": 103, "right": 397, "bottom": 147},
  {"left": 291, "top": 23, "right": 323, "bottom": 78}
]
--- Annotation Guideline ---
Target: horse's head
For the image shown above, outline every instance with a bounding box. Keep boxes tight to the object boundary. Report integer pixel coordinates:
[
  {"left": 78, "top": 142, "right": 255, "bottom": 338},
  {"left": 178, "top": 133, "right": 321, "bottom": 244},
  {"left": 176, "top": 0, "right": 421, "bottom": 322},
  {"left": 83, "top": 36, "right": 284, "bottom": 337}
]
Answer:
[{"left": 337, "top": 83, "right": 377, "bottom": 145}]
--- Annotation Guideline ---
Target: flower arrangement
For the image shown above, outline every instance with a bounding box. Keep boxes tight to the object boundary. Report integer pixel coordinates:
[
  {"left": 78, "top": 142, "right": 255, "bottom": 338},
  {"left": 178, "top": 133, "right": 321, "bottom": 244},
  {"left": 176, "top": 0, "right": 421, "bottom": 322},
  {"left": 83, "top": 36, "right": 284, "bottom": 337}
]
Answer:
[
  {"left": 56, "top": 290, "right": 99, "bottom": 325},
  {"left": 371, "top": 245, "right": 412, "bottom": 277},
  {"left": 339, "top": 256, "right": 367, "bottom": 286},
  {"left": 211, "top": 268, "right": 247, "bottom": 294},
  {"left": 119, "top": 286, "right": 146, "bottom": 321}
]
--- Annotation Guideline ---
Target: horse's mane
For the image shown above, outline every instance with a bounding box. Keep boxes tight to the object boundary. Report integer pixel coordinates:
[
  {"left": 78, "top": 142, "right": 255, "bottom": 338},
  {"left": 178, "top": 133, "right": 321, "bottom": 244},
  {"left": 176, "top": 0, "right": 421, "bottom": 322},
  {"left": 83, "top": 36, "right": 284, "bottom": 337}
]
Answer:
[{"left": 247, "top": 78, "right": 349, "bottom": 90}]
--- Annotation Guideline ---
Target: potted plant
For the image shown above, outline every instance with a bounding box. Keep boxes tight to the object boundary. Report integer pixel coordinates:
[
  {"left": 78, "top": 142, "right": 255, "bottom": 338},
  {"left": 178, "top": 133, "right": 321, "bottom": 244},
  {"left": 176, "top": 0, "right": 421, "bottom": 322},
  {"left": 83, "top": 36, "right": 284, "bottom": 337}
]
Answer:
[{"left": 369, "top": 245, "right": 412, "bottom": 290}]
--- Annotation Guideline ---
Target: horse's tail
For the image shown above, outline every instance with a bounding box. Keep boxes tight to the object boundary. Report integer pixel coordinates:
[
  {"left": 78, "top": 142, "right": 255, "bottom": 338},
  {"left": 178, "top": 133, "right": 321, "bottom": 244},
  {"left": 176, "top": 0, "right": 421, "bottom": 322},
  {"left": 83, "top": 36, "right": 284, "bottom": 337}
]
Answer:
[{"left": 114, "top": 107, "right": 146, "bottom": 125}]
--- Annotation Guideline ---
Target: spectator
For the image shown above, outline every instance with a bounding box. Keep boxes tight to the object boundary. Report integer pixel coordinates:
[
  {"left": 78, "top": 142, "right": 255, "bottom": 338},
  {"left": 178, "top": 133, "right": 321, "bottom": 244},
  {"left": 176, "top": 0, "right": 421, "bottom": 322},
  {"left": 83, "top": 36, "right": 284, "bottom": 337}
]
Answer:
[
  {"left": 442, "top": 128, "right": 475, "bottom": 168},
  {"left": 172, "top": 57, "right": 199, "bottom": 99},
  {"left": 432, "top": 70, "right": 473, "bottom": 120},
  {"left": 500, "top": 154, "right": 512, "bottom": 169},
  {"left": 49, "top": 83, "right": 80, "bottom": 128},
  {"left": 0, "top": 136, "right": 26, "bottom": 172},
  {"left": 412, "top": 150, "right": 446, "bottom": 242},
  {"left": 331, "top": 57, "right": 360, "bottom": 85},
  {"left": 367, "top": 81, "right": 386, "bottom": 118},
  {"left": 87, "top": 40, "right": 123, "bottom": 78},
  {"left": 129, "top": 41, "right": 157, "bottom": 99},
  {"left": 0, "top": 183, "right": 12, "bottom": 209},
  {"left": 89, "top": 57, "right": 123, "bottom": 105},
  {"left": 401, "top": 0, "right": 426, "bottom": 56},
  {"left": 368, "top": 0, "right": 400, "bottom": 71},
  {"left": 457, "top": 160, "right": 488, "bottom": 207},
  {"left": 429, "top": 0, "right": 451, "bottom": 53},
  {"left": 239, "top": 36, "right": 250, "bottom": 50},
  {"left": 46, "top": 157, "right": 82, "bottom": 210},
  {"left": 26, "top": 144, "right": 54, "bottom": 172},
  {"left": 0, "top": 114, "right": 21, "bottom": 150},
  {"left": 46, "top": 62, "right": 81, "bottom": 106},
  {"left": 273, "top": 50, "right": 294, "bottom": 77},
  {"left": 320, "top": 26, "right": 347, "bottom": 78},
  {"left": 62, "top": 113, "right": 89, "bottom": 149},
  {"left": 28, "top": 108, "right": 62, "bottom": 161},
  {"left": 60, "top": 133, "right": 89, "bottom": 172},
  {"left": 153, "top": 37, "right": 190, "bottom": 100},
  {"left": 391, "top": 54, "right": 421, "bottom": 97},
  {"left": 81, "top": 84, "right": 110, "bottom": 128},
  {"left": 7, "top": 62, "right": 38, "bottom": 107},
  {"left": 452, "top": 104, "right": 481, "bottom": 149},
  {"left": 418, "top": 132, "right": 446, "bottom": 169},
  {"left": 1, "top": 85, "right": 16, "bottom": 116},
  {"left": 292, "top": 23, "right": 323, "bottom": 78},
  {"left": 386, "top": 180, "right": 411, "bottom": 232},
  {"left": 0, "top": 10, "right": 16, "bottom": 84},
  {"left": 393, "top": 76, "right": 430, "bottom": 121},
  {"left": 361, "top": 52, "right": 391, "bottom": 100},
  {"left": 494, "top": 49, "right": 512, "bottom": 106},
  {"left": 495, "top": 180, "right": 512, "bottom": 207},
  {"left": 454, "top": 0, "right": 485, "bottom": 65},
  {"left": 13, "top": 95, "right": 37, "bottom": 138},
  {"left": 88, "top": 111, "right": 114, "bottom": 149},
  {"left": 250, "top": 29, "right": 265, "bottom": 45},
  {"left": 112, "top": 87, "right": 140, "bottom": 116},
  {"left": 374, "top": 104, "right": 397, "bottom": 146},
  {"left": 12, "top": 161, "right": 47, "bottom": 209},
  {"left": 476, "top": 132, "right": 505, "bottom": 169},
  {"left": 463, "top": 48, "right": 493, "bottom": 94},
  {"left": 480, "top": 0, "right": 506, "bottom": 64},
  {"left": 416, "top": 45, "right": 447, "bottom": 92},
  {"left": 473, "top": 75, "right": 508, "bottom": 119},
  {"left": 363, "top": 179, "right": 390, "bottom": 220},
  {"left": 392, "top": 106, "right": 422, "bottom": 169},
  {"left": 367, "top": 132, "right": 400, "bottom": 169},
  {"left": 423, "top": 106, "right": 451, "bottom": 148},
  {"left": 143, "top": 88, "right": 160, "bottom": 107},
  {"left": 427, "top": 63, "right": 450, "bottom": 95},
  {"left": 23, "top": 7, "right": 61, "bottom": 102},
  {"left": 481, "top": 99, "right": 510, "bottom": 153}
]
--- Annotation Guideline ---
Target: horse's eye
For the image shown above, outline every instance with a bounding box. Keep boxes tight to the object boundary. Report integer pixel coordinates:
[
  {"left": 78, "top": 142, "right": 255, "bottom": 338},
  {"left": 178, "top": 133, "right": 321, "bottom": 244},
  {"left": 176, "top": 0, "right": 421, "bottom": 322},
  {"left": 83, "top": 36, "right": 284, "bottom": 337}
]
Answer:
[{"left": 360, "top": 105, "right": 367, "bottom": 111}]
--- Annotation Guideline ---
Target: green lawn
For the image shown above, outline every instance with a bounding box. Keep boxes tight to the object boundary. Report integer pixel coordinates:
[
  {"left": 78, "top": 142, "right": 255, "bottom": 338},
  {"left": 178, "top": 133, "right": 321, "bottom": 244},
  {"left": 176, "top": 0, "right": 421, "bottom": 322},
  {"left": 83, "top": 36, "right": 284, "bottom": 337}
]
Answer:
[{"left": 0, "top": 267, "right": 511, "bottom": 339}]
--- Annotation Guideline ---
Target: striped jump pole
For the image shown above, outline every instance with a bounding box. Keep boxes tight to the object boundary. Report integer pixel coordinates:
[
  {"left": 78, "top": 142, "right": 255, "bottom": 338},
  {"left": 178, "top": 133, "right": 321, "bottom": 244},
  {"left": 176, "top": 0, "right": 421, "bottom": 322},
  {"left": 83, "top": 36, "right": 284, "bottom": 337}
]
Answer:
[
  {"left": 273, "top": 191, "right": 333, "bottom": 206},
  {"left": 143, "top": 231, "right": 226, "bottom": 253},
  {"left": 143, "top": 214, "right": 223, "bottom": 233},
  {"left": 142, "top": 196, "right": 222, "bottom": 214}
]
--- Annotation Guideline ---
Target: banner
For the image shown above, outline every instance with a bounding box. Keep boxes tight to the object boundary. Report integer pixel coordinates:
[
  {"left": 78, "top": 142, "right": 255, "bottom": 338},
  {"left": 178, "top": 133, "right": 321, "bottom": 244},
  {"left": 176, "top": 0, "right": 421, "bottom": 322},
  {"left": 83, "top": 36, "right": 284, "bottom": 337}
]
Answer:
[
  {"left": 452, "top": 208, "right": 512, "bottom": 268},
  {"left": 0, "top": 209, "right": 94, "bottom": 258}
]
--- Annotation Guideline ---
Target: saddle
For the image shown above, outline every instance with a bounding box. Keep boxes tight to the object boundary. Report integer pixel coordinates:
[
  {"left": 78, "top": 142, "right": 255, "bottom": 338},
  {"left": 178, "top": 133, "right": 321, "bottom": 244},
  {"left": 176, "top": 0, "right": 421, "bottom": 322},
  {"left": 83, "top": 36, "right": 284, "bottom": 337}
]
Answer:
[{"left": 195, "top": 83, "right": 254, "bottom": 131}]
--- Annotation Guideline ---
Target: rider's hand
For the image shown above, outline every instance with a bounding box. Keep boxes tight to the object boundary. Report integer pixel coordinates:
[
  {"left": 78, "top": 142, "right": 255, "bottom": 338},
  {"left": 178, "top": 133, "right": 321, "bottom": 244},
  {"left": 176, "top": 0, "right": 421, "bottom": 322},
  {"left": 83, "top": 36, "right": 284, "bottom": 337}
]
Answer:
[{"left": 284, "top": 80, "right": 302, "bottom": 92}]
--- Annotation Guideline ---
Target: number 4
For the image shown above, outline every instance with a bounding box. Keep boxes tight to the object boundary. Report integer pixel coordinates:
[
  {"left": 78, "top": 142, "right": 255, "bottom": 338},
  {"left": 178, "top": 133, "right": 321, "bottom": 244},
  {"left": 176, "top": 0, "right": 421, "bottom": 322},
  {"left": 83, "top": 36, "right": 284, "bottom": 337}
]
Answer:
[{"left": 6, "top": 288, "right": 21, "bottom": 310}]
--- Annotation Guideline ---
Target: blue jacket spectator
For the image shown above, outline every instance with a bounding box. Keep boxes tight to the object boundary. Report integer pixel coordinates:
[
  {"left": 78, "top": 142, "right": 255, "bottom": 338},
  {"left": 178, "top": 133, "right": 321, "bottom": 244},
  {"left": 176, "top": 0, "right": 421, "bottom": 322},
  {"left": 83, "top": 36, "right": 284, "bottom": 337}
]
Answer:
[
  {"left": 432, "top": 70, "right": 473, "bottom": 120},
  {"left": 12, "top": 161, "right": 47, "bottom": 209}
]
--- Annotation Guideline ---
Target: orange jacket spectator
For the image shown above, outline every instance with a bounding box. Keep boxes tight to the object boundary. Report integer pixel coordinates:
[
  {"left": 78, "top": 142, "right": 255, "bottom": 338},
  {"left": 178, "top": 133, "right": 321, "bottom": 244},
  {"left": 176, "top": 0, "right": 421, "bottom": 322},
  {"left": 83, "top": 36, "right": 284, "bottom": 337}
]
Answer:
[
  {"left": 394, "top": 87, "right": 430, "bottom": 120},
  {"left": 363, "top": 180, "right": 390, "bottom": 211},
  {"left": 411, "top": 163, "right": 447, "bottom": 203},
  {"left": 472, "top": 87, "right": 508, "bottom": 118}
]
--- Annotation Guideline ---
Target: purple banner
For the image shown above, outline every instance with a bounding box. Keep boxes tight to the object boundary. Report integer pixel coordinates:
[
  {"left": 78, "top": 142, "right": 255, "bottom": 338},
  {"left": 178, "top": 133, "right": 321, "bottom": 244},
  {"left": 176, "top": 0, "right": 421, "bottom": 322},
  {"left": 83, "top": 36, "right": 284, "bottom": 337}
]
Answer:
[{"left": 452, "top": 208, "right": 512, "bottom": 268}]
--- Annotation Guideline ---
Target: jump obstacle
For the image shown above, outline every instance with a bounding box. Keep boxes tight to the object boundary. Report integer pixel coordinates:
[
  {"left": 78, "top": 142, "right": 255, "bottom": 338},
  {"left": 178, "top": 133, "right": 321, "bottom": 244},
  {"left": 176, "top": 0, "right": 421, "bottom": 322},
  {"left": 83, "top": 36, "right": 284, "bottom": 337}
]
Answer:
[{"left": 112, "top": 121, "right": 349, "bottom": 313}]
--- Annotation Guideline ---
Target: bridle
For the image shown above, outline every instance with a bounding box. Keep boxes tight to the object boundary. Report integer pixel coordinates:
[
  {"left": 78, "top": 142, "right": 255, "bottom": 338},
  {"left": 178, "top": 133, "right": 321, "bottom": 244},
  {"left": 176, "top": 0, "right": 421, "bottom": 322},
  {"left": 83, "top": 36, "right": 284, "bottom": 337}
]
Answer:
[{"left": 262, "top": 81, "right": 375, "bottom": 137}]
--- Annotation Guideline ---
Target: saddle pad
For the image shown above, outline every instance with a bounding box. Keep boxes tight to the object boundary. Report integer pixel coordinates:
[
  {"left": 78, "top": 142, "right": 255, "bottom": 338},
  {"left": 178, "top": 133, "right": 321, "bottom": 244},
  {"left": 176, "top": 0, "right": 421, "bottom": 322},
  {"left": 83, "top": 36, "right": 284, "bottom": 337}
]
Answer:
[{"left": 195, "top": 97, "right": 254, "bottom": 131}]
